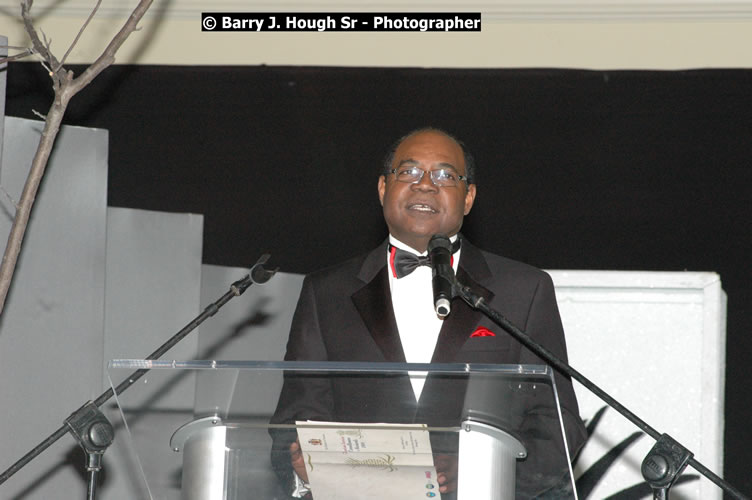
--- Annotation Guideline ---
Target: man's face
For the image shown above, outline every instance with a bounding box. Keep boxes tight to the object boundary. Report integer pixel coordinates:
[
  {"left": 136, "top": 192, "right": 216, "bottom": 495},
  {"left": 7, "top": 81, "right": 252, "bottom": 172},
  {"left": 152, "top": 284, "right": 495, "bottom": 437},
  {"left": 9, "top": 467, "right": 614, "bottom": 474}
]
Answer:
[{"left": 378, "top": 131, "right": 476, "bottom": 253}]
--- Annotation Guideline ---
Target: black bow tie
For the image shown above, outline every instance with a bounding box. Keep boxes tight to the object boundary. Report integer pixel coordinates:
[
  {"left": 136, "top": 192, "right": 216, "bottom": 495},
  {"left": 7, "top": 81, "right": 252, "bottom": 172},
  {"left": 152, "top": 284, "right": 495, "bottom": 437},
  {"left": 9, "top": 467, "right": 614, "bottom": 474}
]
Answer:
[{"left": 388, "top": 238, "right": 461, "bottom": 279}]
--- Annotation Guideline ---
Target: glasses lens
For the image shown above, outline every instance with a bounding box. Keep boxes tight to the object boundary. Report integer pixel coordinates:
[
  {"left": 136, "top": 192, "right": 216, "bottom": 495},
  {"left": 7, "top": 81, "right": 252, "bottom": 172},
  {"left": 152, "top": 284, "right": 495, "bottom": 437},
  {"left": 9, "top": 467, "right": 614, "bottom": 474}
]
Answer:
[
  {"left": 395, "top": 167, "right": 423, "bottom": 183},
  {"left": 431, "top": 168, "right": 458, "bottom": 187}
]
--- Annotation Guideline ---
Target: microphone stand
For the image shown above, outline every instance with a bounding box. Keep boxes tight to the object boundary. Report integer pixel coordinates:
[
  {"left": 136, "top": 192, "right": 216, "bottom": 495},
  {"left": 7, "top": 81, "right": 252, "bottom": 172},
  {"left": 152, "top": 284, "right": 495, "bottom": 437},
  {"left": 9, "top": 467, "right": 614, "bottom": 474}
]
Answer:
[
  {"left": 451, "top": 275, "right": 747, "bottom": 500},
  {"left": 0, "top": 254, "right": 278, "bottom": 500}
]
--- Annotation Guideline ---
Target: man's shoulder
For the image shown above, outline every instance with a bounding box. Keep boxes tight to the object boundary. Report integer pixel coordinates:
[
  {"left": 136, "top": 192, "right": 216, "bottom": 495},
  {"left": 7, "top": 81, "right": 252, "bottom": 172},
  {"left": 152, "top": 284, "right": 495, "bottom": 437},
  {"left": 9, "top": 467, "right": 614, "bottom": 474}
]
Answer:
[
  {"left": 307, "top": 253, "right": 368, "bottom": 279},
  {"left": 302, "top": 243, "right": 384, "bottom": 287},
  {"left": 483, "top": 249, "right": 548, "bottom": 274},
  {"left": 467, "top": 241, "right": 551, "bottom": 280},
  {"left": 466, "top": 244, "right": 558, "bottom": 311}
]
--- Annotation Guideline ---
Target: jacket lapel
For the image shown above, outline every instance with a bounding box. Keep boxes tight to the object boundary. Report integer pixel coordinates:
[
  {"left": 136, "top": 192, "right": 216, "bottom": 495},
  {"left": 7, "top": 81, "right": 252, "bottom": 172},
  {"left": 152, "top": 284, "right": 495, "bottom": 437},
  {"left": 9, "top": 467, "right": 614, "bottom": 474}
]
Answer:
[
  {"left": 351, "top": 241, "right": 406, "bottom": 363},
  {"left": 431, "top": 240, "right": 495, "bottom": 363}
]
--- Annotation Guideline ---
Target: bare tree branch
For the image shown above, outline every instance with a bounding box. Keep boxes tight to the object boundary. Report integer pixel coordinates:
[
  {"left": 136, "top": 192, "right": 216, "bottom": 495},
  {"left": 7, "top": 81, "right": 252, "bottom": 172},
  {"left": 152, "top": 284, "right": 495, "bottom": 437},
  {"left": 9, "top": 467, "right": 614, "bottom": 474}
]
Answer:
[
  {"left": 0, "top": 47, "right": 35, "bottom": 64},
  {"left": 20, "top": 0, "right": 65, "bottom": 88},
  {"left": 0, "top": 0, "right": 155, "bottom": 315},
  {"left": 57, "top": 0, "right": 103, "bottom": 70},
  {"left": 68, "top": 0, "right": 154, "bottom": 96},
  {"left": 21, "top": 0, "right": 58, "bottom": 71}
]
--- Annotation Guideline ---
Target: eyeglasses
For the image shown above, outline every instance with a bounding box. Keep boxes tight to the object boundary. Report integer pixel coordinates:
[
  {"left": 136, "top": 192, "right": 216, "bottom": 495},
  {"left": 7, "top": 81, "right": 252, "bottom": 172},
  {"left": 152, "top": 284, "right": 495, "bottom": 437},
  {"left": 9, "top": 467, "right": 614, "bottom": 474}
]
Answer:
[{"left": 389, "top": 166, "right": 467, "bottom": 188}]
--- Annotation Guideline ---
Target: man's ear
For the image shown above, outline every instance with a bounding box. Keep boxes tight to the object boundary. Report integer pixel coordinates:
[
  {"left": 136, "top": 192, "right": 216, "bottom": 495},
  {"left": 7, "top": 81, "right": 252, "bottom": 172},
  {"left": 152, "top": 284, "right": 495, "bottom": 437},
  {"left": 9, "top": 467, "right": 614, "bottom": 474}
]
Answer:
[
  {"left": 464, "top": 184, "right": 477, "bottom": 215},
  {"left": 377, "top": 175, "right": 386, "bottom": 206}
]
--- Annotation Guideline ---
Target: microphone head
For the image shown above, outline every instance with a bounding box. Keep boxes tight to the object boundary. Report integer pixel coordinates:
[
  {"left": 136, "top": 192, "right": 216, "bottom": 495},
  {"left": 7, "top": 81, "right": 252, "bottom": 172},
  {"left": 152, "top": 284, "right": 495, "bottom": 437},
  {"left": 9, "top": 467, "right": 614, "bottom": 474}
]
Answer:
[
  {"left": 427, "top": 234, "right": 451, "bottom": 252},
  {"left": 435, "top": 298, "right": 451, "bottom": 318},
  {"left": 250, "top": 254, "right": 278, "bottom": 284},
  {"left": 251, "top": 265, "right": 275, "bottom": 284}
]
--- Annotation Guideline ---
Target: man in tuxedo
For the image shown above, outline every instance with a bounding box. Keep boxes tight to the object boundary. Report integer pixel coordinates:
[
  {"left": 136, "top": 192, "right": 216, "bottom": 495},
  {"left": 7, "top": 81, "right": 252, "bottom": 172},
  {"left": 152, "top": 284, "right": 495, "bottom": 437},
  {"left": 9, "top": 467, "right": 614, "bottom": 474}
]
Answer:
[{"left": 270, "top": 128, "right": 587, "bottom": 498}]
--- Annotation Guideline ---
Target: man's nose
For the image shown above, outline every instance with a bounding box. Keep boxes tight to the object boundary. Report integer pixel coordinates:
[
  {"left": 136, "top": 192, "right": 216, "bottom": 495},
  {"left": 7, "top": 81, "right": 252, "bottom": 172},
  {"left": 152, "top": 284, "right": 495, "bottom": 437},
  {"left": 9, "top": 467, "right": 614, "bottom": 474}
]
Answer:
[{"left": 411, "top": 170, "right": 439, "bottom": 191}]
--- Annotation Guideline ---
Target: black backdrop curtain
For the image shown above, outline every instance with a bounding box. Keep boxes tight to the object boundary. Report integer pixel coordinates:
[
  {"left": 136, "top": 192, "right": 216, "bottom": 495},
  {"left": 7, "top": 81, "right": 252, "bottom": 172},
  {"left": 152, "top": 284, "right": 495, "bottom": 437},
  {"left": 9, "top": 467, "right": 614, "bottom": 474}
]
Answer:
[{"left": 7, "top": 63, "right": 752, "bottom": 496}]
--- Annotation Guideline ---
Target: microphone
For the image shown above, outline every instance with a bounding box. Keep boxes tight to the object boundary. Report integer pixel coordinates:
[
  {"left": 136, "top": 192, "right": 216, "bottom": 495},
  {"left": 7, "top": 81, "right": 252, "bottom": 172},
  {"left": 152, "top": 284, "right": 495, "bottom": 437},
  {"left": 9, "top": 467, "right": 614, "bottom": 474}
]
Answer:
[
  {"left": 250, "top": 254, "right": 278, "bottom": 284},
  {"left": 230, "top": 254, "right": 278, "bottom": 297},
  {"left": 428, "top": 234, "right": 455, "bottom": 318}
]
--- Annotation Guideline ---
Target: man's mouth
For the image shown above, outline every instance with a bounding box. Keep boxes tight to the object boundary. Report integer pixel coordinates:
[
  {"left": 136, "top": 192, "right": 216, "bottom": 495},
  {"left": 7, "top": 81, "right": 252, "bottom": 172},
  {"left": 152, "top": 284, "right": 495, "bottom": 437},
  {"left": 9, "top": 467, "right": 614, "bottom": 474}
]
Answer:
[{"left": 407, "top": 203, "right": 438, "bottom": 214}]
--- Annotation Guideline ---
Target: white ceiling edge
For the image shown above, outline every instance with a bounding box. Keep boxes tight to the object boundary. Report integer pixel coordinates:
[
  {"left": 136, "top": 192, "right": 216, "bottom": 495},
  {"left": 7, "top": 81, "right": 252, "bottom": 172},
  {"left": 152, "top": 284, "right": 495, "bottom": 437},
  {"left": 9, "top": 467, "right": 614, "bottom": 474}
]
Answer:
[{"left": 6, "top": 0, "right": 752, "bottom": 21}]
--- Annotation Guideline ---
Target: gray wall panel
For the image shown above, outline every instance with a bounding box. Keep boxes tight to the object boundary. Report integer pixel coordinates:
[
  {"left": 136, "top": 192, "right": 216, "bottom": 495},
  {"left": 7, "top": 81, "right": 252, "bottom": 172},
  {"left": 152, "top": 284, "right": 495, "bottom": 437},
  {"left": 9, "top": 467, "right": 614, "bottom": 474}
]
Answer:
[
  {"left": 0, "top": 117, "right": 108, "bottom": 498},
  {"left": 101, "top": 207, "right": 204, "bottom": 500},
  {"left": 194, "top": 265, "right": 303, "bottom": 417},
  {"left": 0, "top": 35, "right": 6, "bottom": 162}
]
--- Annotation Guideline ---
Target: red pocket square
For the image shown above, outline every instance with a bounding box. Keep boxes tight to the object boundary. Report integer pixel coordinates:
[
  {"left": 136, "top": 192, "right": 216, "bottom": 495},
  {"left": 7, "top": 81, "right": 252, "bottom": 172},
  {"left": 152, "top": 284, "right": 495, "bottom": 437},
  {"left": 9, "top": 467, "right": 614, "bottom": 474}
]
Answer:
[{"left": 470, "top": 326, "right": 495, "bottom": 337}]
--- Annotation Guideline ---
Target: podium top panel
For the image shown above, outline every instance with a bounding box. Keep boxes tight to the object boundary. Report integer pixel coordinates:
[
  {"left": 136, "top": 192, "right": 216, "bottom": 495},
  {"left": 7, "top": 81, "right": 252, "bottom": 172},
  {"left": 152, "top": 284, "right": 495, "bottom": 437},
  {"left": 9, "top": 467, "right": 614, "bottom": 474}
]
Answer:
[
  {"left": 109, "top": 358, "right": 553, "bottom": 375},
  {"left": 107, "top": 359, "right": 563, "bottom": 429},
  {"left": 107, "top": 359, "right": 576, "bottom": 500}
]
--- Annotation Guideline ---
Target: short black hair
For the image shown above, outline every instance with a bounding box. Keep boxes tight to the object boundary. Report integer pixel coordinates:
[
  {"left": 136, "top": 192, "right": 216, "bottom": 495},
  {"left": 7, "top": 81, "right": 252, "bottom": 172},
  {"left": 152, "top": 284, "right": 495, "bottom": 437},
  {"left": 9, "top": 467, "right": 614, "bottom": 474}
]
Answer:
[{"left": 381, "top": 127, "right": 477, "bottom": 186}]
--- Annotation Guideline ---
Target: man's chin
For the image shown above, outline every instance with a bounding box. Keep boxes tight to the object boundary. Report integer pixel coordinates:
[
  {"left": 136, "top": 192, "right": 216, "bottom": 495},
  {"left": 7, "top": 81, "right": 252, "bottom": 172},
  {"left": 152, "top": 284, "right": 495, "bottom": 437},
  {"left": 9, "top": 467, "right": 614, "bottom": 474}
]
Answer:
[{"left": 393, "top": 229, "right": 455, "bottom": 251}]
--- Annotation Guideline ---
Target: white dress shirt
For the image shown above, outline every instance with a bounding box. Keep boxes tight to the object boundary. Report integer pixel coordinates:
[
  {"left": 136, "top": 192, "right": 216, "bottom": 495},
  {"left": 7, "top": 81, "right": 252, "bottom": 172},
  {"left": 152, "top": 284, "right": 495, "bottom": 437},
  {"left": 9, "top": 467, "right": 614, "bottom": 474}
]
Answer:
[{"left": 387, "top": 234, "right": 460, "bottom": 399}]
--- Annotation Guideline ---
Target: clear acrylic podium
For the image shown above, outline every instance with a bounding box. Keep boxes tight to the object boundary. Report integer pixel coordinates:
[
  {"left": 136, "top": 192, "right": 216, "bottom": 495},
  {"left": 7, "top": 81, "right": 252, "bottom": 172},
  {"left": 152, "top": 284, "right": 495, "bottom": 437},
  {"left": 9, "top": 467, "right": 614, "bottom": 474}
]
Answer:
[{"left": 107, "top": 360, "right": 576, "bottom": 500}]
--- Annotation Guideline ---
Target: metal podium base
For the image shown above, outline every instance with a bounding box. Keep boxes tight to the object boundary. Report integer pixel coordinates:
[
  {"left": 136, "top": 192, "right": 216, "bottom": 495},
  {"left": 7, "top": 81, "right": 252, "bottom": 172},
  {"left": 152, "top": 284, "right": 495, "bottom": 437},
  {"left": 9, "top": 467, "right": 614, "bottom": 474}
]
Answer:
[{"left": 458, "top": 419, "right": 527, "bottom": 500}]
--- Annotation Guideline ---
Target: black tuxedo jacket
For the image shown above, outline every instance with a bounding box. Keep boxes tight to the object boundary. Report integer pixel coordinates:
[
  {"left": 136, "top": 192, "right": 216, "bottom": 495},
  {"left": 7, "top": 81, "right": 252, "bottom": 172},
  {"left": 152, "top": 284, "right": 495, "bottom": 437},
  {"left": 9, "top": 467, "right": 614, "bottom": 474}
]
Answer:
[{"left": 270, "top": 238, "right": 587, "bottom": 497}]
